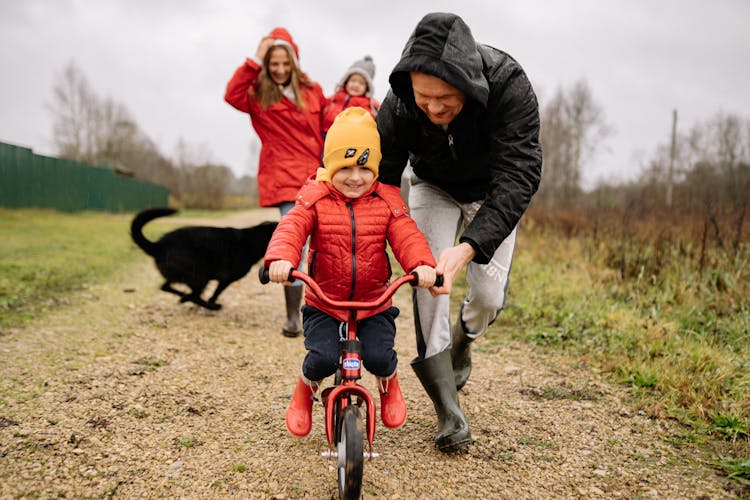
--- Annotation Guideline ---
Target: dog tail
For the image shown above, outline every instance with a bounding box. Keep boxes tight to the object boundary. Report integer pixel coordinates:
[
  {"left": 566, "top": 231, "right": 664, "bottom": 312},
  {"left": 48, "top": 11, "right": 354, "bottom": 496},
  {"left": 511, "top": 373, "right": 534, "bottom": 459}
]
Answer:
[{"left": 130, "top": 207, "right": 177, "bottom": 257}]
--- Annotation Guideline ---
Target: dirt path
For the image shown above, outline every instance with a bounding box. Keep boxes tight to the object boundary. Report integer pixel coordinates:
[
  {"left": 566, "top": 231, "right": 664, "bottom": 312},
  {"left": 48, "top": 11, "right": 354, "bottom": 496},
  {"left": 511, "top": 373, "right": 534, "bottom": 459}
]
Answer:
[{"left": 0, "top": 210, "right": 740, "bottom": 499}]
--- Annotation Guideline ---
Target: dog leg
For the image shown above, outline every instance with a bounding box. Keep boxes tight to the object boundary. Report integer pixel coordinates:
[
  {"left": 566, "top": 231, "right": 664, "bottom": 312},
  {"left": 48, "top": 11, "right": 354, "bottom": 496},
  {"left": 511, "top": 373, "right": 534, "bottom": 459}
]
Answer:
[
  {"left": 161, "top": 282, "right": 186, "bottom": 298},
  {"left": 182, "top": 292, "right": 222, "bottom": 311},
  {"left": 207, "top": 281, "right": 231, "bottom": 305}
]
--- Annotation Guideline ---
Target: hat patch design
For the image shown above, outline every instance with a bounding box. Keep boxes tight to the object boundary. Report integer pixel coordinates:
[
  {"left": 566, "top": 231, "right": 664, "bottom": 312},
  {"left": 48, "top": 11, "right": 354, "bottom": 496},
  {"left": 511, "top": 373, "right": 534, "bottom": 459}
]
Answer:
[
  {"left": 357, "top": 148, "right": 370, "bottom": 165},
  {"left": 344, "top": 148, "right": 357, "bottom": 158}
]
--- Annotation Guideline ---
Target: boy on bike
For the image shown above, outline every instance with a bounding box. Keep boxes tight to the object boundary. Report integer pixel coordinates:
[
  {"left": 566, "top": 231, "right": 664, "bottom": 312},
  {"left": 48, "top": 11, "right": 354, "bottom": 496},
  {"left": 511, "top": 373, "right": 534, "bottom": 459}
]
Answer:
[{"left": 264, "top": 107, "right": 439, "bottom": 437}]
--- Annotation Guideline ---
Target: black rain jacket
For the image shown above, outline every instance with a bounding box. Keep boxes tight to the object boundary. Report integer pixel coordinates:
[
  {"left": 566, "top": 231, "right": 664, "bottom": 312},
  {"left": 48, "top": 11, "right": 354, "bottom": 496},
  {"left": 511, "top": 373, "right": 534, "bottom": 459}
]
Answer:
[{"left": 376, "top": 12, "right": 543, "bottom": 264}]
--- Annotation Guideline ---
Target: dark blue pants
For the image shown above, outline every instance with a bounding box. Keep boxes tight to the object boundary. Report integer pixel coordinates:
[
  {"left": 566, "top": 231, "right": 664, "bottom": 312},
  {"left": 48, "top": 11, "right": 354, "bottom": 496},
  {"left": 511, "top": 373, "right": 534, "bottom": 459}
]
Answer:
[{"left": 301, "top": 305, "right": 400, "bottom": 381}]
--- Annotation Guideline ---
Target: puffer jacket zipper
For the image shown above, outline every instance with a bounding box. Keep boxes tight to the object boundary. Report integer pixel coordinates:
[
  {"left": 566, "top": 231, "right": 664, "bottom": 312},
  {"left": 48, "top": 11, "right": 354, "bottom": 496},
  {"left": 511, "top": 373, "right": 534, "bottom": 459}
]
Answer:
[{"left": 347, "top": 202, "right": 356, "bottom": 300}]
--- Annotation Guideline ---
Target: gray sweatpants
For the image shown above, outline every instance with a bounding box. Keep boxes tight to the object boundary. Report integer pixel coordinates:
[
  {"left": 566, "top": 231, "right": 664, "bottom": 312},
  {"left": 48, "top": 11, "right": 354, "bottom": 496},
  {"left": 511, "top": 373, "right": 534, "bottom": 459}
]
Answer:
[{"left": 406, "top": 169, "right": 517, "bottom": 358}]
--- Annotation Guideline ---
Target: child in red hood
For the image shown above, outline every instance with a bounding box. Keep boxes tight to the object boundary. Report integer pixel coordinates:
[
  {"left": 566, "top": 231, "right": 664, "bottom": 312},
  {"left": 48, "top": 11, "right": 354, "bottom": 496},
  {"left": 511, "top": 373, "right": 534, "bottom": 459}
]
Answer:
[
  {"left": 264, "top": 107, "right": 440, "bottom": 437},
  {"left": 322, "top": 55, "right": 380, "bottom": 134}
]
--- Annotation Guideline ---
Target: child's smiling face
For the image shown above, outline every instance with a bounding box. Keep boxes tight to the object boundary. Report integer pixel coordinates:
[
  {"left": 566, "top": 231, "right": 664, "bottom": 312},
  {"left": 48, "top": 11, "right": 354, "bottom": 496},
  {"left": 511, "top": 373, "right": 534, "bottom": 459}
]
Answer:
[
  {"left": 345, "top": 73, "right": 368, "bottom": 97},
  {"left": 331, "top": 165, "right": 375, "bottom": 198}
]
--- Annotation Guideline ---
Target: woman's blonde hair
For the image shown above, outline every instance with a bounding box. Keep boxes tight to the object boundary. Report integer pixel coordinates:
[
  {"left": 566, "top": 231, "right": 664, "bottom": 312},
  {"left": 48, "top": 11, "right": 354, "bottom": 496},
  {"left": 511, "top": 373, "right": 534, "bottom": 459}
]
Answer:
[{"left": 252, "top": 45, "right": 313, "bottom": 110}]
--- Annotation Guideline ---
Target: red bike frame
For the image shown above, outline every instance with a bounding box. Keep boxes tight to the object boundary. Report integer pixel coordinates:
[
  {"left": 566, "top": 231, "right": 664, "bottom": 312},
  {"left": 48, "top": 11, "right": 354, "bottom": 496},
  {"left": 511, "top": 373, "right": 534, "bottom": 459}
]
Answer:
[{"left": 286, "top": 269, "right": 420, "bottom": 455}]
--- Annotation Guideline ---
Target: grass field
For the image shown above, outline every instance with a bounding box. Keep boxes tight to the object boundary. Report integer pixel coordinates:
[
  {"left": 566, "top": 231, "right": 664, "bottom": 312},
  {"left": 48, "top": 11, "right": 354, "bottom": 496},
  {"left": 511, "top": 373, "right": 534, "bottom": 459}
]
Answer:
[
  {"left": 2, "top": 207, "right": 748, "bottom": 484},
  {"left": 0, "top": 208, "right": 219, "bottom": 328},
  {"left": 488, "top": 220, "right": 749, "bottom": 483}
]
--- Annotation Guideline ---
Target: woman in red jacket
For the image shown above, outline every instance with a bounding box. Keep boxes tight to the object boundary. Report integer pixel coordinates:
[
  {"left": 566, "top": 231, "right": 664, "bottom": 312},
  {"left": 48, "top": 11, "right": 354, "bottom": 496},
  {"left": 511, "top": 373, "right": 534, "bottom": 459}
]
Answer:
[
  {"left": 264, "top": 108, "right": 440, "bottom": 437},
  {"left": 225, "top": 27, "right": 327, "bottom": 337}
]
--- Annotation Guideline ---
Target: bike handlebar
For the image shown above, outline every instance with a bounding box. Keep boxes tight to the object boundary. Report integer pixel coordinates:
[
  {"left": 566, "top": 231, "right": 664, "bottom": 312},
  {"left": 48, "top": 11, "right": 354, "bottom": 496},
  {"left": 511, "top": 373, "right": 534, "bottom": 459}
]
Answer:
[{"left": 259, "top": 267, "right": 443, "bottom": 311}]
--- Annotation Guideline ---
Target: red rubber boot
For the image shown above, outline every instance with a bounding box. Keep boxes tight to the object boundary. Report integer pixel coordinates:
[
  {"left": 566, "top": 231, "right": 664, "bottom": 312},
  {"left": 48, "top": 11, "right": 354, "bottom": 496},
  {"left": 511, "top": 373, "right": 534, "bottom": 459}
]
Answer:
[
  {"left": 286, "top": 376, "right": 317, "bottom": 437},
  {"left": 378, "top": 372, "right": 407, "bottom": 429}
]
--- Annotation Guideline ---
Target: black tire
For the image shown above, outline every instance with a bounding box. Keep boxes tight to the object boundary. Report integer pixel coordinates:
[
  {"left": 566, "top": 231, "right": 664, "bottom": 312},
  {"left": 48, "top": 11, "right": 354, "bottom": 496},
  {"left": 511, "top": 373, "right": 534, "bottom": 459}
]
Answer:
[{"left": 337, "top": 405, "right": 364, "bottom": 500}]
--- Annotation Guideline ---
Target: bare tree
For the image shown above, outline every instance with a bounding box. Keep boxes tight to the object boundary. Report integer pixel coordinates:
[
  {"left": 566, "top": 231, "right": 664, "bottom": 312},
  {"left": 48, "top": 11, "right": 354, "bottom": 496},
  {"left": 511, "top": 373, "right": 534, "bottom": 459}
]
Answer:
[
  {"left": 179, "top": 163, "right": 232, "bottom": 209},
  {"left": 48, "top": 62, "right": 179, "bottom": 185},
  {"left": 684, "top": 114, "right": 749, "bottom": 204},
  {"left": 95, "top": 98, "right": 137, "bottom": 166},
  {"left": 48, "top": 61, "right": 100, "bottom": 163},
  {"left": 46, "top": 61, "right": 241, "bottom": 209},
  {"left": 707, "top": 112, "right": 749, "bottom": 252},
  {"left": 538, "top": 80, "right": 611, "bottom": 206},
  {"left": 539, "top": 88, "right": 575, "bottom": 205}
]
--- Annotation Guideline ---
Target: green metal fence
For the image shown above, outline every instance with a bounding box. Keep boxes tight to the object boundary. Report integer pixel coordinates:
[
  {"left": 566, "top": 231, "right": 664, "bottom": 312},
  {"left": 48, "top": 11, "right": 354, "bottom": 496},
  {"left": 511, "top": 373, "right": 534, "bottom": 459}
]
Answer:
[{"left": 0, "top": 141, "right": 168, "bottom": 212}]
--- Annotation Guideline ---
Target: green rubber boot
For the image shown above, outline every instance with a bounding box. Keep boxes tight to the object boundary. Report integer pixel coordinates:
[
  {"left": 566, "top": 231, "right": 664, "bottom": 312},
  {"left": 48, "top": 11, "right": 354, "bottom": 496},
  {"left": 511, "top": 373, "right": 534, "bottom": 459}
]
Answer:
[
  {"left": 411, "top": 350, "right": 471, "bottom": 452},
  {"left": 451, "top": 312, "right": 474, "bottom": 391}
]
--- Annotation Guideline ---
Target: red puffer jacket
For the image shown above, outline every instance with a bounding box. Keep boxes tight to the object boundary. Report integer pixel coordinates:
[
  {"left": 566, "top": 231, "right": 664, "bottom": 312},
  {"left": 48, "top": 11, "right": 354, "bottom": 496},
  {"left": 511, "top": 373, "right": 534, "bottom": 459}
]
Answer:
[
  {"left": 225, "top": 59, "right": 326, "bottom": 207},
  {"left": 264, "top": 179, "right": 436, "bottom": 321},
  {"left": 322, "top": 89, "right": 380, "bottom": 133}
]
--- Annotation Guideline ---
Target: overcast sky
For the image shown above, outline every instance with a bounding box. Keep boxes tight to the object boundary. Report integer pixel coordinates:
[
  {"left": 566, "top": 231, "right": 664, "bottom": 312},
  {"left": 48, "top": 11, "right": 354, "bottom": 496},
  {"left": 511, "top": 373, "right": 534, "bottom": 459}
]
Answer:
[{"left": 1, "top": 0, "right": 749, "bottom": 189}]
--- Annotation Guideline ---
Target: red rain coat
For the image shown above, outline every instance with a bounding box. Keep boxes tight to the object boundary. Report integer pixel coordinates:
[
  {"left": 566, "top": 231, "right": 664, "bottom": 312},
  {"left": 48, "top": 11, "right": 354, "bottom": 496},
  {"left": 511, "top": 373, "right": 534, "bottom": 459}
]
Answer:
[{"left": 225, "top": 45, "right": 326, "bottom": 207}]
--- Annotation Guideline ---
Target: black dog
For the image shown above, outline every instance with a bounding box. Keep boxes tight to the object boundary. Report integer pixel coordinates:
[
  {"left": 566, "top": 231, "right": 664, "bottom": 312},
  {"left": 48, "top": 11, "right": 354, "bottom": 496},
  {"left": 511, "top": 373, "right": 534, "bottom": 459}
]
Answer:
[{"left": 130, "top": 207, "right": 277, "bottom": 310}]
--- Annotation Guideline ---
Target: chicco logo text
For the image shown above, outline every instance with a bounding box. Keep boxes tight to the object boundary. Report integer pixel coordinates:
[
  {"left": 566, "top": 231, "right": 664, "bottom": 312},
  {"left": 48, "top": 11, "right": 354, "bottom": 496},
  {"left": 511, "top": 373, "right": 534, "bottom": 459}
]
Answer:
[{"left": 342, "top": 358, "right": 360, "bottom": 370}]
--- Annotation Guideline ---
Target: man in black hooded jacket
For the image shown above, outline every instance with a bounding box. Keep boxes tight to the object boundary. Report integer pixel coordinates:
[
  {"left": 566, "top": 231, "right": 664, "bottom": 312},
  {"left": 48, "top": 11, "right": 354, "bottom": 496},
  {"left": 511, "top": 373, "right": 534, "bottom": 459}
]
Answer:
[{"left": 377, "top": 12, "right": 542, "bottom": 452}]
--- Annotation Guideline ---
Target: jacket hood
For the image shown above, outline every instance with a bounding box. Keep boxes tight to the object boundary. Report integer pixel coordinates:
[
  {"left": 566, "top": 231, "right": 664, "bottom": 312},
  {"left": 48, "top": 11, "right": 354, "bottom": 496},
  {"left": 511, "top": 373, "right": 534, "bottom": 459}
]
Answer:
[
  {"left": 388, "top": 12, "right": 489, "bottom": 107},
  {"left": 268, "top": 27, "right": 299, "bottom": 59}
]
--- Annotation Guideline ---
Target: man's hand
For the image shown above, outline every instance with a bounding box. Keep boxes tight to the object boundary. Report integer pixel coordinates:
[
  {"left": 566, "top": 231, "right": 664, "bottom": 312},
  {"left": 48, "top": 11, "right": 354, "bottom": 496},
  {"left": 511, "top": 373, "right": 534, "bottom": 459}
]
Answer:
[
  {"left": 269, "top": 260, "right": 294, "bottom": 284},
  {"left": 429, "top": 242, "right": 475, "bottom": 296}
]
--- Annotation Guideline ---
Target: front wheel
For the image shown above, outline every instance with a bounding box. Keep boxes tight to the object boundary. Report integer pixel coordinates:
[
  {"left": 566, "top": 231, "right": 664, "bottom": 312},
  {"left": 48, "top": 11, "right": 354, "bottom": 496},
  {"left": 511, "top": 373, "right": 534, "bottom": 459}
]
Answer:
[{"left": 337, "top": 405, "right": 364, "bottom": 500}]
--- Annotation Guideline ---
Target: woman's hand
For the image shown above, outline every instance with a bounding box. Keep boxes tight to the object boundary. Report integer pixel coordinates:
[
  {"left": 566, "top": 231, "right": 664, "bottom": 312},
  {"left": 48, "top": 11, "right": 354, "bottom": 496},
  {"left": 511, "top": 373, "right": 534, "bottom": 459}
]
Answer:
[
  {"left": 255, "top": 36, "right": 275, "bottom": 62},
  {"left": 269, "top": 259, "right": 294, "bottom": 284}
]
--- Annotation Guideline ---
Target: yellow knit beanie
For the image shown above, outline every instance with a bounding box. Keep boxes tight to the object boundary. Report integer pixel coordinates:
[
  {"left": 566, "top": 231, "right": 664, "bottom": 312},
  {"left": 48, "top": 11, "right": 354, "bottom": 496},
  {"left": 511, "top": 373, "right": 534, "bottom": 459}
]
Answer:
[{"left": 317, "top": 107, "right": 381, "bottom": 183}]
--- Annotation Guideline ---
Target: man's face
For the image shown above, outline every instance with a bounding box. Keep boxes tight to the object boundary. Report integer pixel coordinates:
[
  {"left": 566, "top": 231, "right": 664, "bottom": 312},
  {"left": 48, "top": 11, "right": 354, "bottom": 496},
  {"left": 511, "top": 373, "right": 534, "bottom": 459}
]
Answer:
[{"left": 410, "top": 72, "right": 466, "bottom": 125}]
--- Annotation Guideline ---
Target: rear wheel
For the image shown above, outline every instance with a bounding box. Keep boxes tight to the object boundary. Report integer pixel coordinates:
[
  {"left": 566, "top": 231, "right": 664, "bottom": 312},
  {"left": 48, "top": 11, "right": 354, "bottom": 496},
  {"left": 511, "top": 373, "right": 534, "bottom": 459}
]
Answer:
[{"left": 337, "top": 405, "right": 364, "bottom": 500}]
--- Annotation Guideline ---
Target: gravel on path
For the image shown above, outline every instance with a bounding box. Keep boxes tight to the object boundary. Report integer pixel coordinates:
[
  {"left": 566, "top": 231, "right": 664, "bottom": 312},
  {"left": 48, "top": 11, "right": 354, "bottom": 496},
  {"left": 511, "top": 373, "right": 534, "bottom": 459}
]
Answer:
[{"left": 0, "top": 210, "right": 739, "bottom": 499}]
